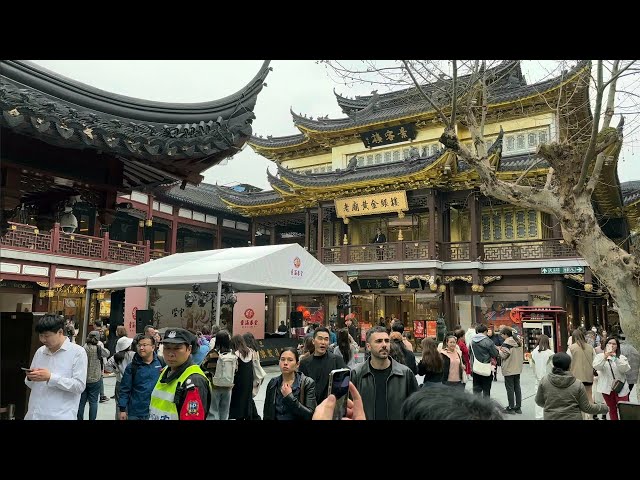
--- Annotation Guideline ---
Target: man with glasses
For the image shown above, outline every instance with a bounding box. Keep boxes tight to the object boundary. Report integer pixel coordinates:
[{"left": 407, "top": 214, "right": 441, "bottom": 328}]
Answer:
[
  {"left": 118, "top": 334, "right": 164, "bottom": 420},
  {"left": 24, "top": 314, "right": 88, "bottom": 420},
  {"left": 149, "top": 328, "right": 211, "bottom": 420}
]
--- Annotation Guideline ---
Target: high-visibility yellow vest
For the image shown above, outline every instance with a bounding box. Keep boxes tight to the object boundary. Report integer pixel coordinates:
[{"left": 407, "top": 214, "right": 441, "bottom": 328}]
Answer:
[{"left": 149, "top": 364, "right": 209, "bottom": 420}]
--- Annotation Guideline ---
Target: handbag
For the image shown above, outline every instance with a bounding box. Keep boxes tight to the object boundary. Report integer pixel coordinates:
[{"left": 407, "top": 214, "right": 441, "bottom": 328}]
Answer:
[
  {"left": 471, "top": 343, "right": 492, "bottom": 377},
  {"left": 608, "top": 360, "right": 625, "bottom": 394}
]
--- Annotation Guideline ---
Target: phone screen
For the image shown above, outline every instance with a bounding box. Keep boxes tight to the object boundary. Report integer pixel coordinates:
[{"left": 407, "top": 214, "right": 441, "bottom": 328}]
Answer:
[{"left": 328, "top": 368, "right": 350, "bottom": 420}]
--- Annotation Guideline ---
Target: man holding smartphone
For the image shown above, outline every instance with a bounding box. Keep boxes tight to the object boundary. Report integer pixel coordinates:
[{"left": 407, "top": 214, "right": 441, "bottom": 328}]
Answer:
[
  {"left": 24, "top": 314, "right": 88, "bottom": 420},
  {"left": 351, "top": 326, "right": 418, "bottom": 420},
  {"left": 299, "top": 327, "right": 347, "bottom": 404}
]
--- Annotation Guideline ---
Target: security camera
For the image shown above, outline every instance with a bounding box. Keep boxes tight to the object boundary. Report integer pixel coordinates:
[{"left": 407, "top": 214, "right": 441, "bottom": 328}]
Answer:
[{"left": 60, "top": 207, "right": 78, "bottom": 234}]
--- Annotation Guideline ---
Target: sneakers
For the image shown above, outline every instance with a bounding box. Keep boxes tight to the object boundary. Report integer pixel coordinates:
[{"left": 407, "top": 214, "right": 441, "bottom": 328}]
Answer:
[
  {"left": 99, "top": 396, "right": 110, "bottom": 403},
  {"left": 503, "top": 407, "right": 516, "bottom": 415},
  {"left": 513, "top": 407, "right": 522, "bottom": 414}
]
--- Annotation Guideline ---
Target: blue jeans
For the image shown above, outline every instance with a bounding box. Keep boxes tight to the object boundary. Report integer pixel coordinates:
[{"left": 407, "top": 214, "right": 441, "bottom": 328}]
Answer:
[
  {"left": 208, "top": 387, "right": 232, "bottom": 420},
  {"left": 128, "top": 415, "right": 149, "bottom": 420},
  {"left": 77, "top": 380, "right": 101, "bottom": 420}
]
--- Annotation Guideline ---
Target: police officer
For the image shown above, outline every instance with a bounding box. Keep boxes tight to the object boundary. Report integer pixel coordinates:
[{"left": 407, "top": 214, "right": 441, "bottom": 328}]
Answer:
[{"left": 149, "top": 328, "right": 211, "bottom": 420}]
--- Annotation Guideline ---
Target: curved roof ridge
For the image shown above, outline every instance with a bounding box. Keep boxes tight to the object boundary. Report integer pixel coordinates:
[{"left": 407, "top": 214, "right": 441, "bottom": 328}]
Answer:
[{"left": 3, "top": 60, "right": 272, "bottom": 124}]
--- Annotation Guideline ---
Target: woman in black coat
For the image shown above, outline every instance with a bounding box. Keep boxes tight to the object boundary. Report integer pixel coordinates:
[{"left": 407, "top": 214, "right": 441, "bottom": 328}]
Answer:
[
  {"left": 228, "top": 335, "right": 255, "bottom": 420},
  {"left": 263, "top": 347, "right": 316, "bottom": 420}
]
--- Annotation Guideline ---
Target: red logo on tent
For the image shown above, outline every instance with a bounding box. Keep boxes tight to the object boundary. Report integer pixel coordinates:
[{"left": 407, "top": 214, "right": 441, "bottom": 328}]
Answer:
[
  {"left": 244, "top": 308, "right": 255, "bottom": 319},
  {"left": 293, "top": 257, "right": 301, "bottom": 268},
  {"left": 132, "top": 306, "right": 138, "bottom": 320}
]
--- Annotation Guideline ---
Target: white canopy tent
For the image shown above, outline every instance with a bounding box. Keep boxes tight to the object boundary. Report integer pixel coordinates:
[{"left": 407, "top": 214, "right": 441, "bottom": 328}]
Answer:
[{"left": 84, "top": 244, "right": 350, "bottom": 333}]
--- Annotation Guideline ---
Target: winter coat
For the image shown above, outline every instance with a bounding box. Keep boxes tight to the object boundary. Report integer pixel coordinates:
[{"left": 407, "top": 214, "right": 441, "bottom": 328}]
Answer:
[
  {"left": 469, "top": 334, "right": 500, "bottom": 364},
  {"left": 535, "top": 371, "right": 609, "bottom": 420},
  {"left": 530, "top": 347, "right": 554, "bottom": 381},
  {"left": 568, "top": 343, "right": 595, "bottom": 383},
  {"left": 499, "top": 336, "right": 523, "bottom": 376},
  {"left": 593, "top": 353, "right": 631, "bottom": 397},
  {"left": 457, "top": 339, "right": 472, "bottom": 375}
]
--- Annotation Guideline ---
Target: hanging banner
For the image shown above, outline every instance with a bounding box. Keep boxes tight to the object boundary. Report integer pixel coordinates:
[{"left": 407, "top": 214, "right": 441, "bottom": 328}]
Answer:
[
  {"left": 426, "top": 321, "right": 437, "bottom": 338},
  {"left": 233, "top": 292, "right": 265, "bottom": 340},
  {"left": 413, "top": 320, "right": 425, "bottom": 339},
  {"left": 124, "top": 287, "right": 147, "bottom": 337}
]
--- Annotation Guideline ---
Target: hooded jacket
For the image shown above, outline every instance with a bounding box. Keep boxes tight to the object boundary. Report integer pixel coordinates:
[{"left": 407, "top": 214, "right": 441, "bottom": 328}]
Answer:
[
  {"left": 499, "top": 336, "right": 524, "bottom": 376},
  {"left": 470, "top": 334, "right": 500, "bottom": 364},
  {"left": 535, "top": 370, "right": 609, "bottom": 420}
]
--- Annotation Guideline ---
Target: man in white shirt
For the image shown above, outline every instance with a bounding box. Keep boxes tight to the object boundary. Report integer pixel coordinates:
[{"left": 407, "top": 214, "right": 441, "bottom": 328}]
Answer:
[{"left": 24, "top": 314, "right": 88, "bottom": 420}]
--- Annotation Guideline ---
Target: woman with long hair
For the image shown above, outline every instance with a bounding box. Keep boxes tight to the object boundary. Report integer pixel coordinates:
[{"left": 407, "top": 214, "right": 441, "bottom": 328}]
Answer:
[
  {"left": 440, "top": 333, "right": 466, "bottom": 389},
  {"left": 263, "top": 347, "right": 316, "bottom": 420},
  {"left": 593, "top": 336, "right": 631, "bottom": 420},
  {"left": 418, "top": 338, "right": 444, "bottom": 386},
  {"left": 389, "top": 333, "right": 407, "bottom": 366},
  {"left": 204, "top": 330, "right": 234, "bottom": 420},
  {"left": 242, "top": 332, "right": 265, "bottom": 419},
  {"left": 531, "top": 334, "right": 554, "bottom": 419},
  {"left": 568, "top": 328, "right": 596, "bottom": 419},
  {"left": 228, "top": 334, "right": 255, "bottom": 420},
  {"left": 333, "top": 328, "right": 359, "bottom": 368},
  {"left": 299, "top": 336, "right": 315, "bottom": 362}
]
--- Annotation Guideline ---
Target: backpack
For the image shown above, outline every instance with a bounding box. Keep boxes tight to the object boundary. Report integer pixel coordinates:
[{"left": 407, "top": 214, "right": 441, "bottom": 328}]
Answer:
[{"left": 211, "top": 351, "right": 237, "bottom": 388}]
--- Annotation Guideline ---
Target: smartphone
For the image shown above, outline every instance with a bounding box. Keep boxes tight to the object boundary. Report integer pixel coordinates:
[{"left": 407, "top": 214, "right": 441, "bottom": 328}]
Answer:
[
  {"left": 21, "top": 367, "right": 32, "bottom": 371},
  {"left": 606, "top": 344, "right": 613, "bottom": 353},
  {"left": 327, "top": 368, "right": 350, "bottom": 420}
]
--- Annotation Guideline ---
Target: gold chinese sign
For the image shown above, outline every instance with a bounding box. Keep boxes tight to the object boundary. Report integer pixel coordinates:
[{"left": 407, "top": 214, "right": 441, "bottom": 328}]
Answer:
[
  {"left": 335, "top": 190, "right": 409, "bottom": 222},
  {"left": 360, "top": 123, "right": 417, "bottom": 148}
]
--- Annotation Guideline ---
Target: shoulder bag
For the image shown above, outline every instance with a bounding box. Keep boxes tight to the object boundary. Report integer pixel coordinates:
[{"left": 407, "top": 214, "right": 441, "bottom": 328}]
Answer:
[
  {"left": 470, "top": 342, "right": 492, "bottom": 377},
  {"left": 608, "top": 360, "right": 625, "bottom": 394}
]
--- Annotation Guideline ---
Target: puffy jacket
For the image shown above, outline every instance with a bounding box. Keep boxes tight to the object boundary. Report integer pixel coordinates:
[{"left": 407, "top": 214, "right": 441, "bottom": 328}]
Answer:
[
  {"left": 470, "top": 334, "right": 499, "bottom": 363},
  {"left": 499, "top": 336, "right": 523, "bottom": 376},
  {"left": 535, "top": 370, "right": 609, "bottom": 420},
  {"left": 351, "top": 357, "right": 418, "bottom": 420},
  {"left": 263, "top": 373, "right": 316, "bottom": 420}
]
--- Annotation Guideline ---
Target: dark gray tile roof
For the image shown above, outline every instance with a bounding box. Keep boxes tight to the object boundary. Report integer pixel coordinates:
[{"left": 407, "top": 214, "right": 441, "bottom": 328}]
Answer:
[
  {"left": 277, "top": 149, "right": 443, "bottom": 187},
  {"left": 293, "top": 61, "right": 589, "bottom": 133},
  {"left": 0, "top": 60, "right": 271, "bottom": 178},
  {"left": 267, "top": 169, "right": 294, "bottom": 194},
  {"left": 211, "top": 185, "right": 285, "bottom": 207},
  {"left": 335, "top": 61, "right": 524, "bottom": 114},
  {"left": 622, "top": 181, "right": 640, "bottom": 205},
  {"left": 248, "top": 133, "right": 309, "bottom": 148},
  {"left": 154, "top": 182, "right": 233, "bottom": 213}
]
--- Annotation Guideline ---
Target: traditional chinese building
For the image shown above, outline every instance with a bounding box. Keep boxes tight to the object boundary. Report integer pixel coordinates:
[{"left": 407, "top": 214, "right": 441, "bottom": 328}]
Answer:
[
  {"left": 0, "top": 60, "right": 271, "bottom": 327},
  {"left": 212, "top": 60, "right": 639, "bottom": 351}
]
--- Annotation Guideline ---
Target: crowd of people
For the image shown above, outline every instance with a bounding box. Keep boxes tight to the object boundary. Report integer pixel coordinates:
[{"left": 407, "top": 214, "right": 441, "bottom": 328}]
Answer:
[{"left": 22, "top": 313, "right": 639, "bottom": 421}]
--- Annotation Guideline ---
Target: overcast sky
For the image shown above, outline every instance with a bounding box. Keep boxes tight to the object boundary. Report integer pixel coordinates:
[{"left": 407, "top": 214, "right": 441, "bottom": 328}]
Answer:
[{"left": 30, "top": 60, "right": 640, "bottom": 190}]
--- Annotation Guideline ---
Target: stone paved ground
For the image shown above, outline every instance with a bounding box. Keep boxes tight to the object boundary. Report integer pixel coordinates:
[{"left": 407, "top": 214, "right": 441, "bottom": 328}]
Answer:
[{"left": 90, "top": 356, "right": 639, "bottom": 420}]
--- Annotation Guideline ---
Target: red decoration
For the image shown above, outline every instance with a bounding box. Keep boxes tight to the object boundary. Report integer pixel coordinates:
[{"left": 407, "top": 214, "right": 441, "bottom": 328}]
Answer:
[
  {"left": 297, "top": 305, "right": 305, "bottom": 313},
  {"left": 303, "top": 310, "right": 311, "bottom": 319}
]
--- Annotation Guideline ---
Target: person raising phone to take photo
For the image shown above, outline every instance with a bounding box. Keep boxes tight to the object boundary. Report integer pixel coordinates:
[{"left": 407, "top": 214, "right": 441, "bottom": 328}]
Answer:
[{"left": 263, "top": 347, "right": 317, "bottom": 420}]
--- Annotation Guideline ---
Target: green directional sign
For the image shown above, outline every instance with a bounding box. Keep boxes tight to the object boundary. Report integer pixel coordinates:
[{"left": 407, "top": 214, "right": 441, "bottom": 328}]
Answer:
[{"left": 540, "top": 266, "right": 584, "bottom": 275}]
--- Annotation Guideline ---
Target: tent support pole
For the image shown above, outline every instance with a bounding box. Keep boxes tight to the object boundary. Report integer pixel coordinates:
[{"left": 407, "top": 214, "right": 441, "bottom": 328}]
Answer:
[
  {"left": 215, "top": 273, "right": 222, "bottom": 327},
  {"left": 82, "top": 289, "right": 91, "bottom": 346}
]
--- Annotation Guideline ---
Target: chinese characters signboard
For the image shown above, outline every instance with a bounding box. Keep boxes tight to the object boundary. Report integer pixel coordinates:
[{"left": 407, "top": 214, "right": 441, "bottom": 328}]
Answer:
[
  {"left": 335, "top": 190, "right": 409, "bottom": 219},
  {"left": 413, "top": 320, "right": 425, "bottom": 339},
  {"left": 232, "top": 292, "right": 265, "bottom": 340},
  {"left": 360, "top": 123, "right": 417, "bottom": 148},
  {"left": 124, "top": 287, "right": 147, "bottom": 338},
  {"left": 426, "top": 321, "right": 437, "bottom": 338}
]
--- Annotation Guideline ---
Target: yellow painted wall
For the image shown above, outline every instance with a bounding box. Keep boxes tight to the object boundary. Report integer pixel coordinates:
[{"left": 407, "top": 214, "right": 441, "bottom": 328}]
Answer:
[{"left": 457, "top": 113, "right": 554, "bottom": 140}]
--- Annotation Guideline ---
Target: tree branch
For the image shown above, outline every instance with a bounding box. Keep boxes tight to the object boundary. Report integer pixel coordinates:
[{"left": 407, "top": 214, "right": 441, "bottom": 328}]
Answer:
[
  {"left": 602, "top": 60, "right": 620, "bottom": 128},
  {"left": 450, "top": 60, "right": 458, "bottom": 129},
  {"left": 602, "top": 60, "right": 637, "bottom": 90},
  {"left": 586, "top": 152, "right": 607, "bottom": 194},
  {"left": 401, "top": 60, "right": 451, "bottom": 128},
  {"left": 515, "top": 158, "right": 547, "bottom": 185},
  {"left": 574, "top": 60, "right": 604, "bottom": 194}
]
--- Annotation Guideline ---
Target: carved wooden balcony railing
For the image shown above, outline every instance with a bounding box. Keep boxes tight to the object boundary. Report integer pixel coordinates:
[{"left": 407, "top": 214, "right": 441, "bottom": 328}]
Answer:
[
  {"left": 482, "top": 239, "right": 579, "bottom": 261},
  {"left": 318, "top": 238, "right": 578, "bottom": 265},
  {"left": 1, "top": 222, "right": 150, "bottom": 265}
]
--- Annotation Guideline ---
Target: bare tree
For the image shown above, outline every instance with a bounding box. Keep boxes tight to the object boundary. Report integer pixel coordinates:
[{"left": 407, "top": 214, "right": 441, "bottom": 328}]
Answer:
[{"left": 323, "top": 60, "right": 640, "bottom": 349}]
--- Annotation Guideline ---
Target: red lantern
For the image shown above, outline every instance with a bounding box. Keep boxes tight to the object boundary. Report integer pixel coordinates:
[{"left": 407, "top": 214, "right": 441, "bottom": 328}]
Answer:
[
  {"left": 303, "top": 310, "right": 311, "bottom": 319},
  {"left": 297, "top": 305, "right": 305, "bottom": 313}
]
